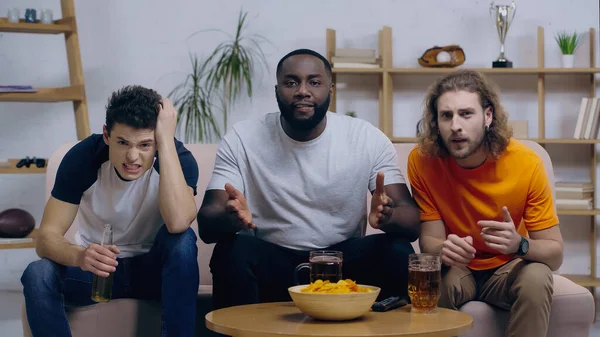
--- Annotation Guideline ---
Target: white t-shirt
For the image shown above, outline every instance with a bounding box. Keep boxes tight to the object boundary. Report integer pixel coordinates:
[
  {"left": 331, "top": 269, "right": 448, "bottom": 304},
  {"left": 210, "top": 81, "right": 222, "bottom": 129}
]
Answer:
[
  {"left": 206, "top": 111, "right": 404, "bottom": 250},
  {"left": 51, "top": 134, "right": 199, "bottom": 257}
]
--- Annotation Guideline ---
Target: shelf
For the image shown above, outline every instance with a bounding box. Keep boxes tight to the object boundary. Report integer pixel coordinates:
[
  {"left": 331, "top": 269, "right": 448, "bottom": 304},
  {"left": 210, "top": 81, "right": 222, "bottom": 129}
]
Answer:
[
  {"left": 533, "top": 139, "right": 600, "bottom": 144},
  {"left": 390, "top": 137, "right": 600, "bottom": 144},
  {"left": 561, "top": 274, "right": 600, "bottom": 287},
  {"left": 392, "top": 137, "right": 418, "bottom": 143},
  {"left": 332, "top": 68, "right": 384, "bottom": 74},
  {"left": 0, "top": 17, "right": 74, "bottom": 34},
  {"left": 387, "top": 67, "right": 600, "bottom": 74},
  {"left": 0, "top": 229, "right": 37, "bottom": 250},
  {"left": 0, "top": 85, "right": 84, "bottom": 102},
  {"left": 557, "top": 209, "right": 600, "bottom": 216},
  {"left": 0, "top": 159, "right": 47, "bottom": 174}
]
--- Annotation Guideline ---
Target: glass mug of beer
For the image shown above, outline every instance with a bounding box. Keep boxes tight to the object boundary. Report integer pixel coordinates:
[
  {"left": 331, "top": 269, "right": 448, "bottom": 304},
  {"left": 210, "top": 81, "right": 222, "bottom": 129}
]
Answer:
[
  {"left": 91, "top": 224, "right": 115, "bottom": 303},
  {"left": 293, "top": 250, "right": 343, "bottom": 285},
  {"left": 408, "top": 253, "right": 441, "bottom": 313}
]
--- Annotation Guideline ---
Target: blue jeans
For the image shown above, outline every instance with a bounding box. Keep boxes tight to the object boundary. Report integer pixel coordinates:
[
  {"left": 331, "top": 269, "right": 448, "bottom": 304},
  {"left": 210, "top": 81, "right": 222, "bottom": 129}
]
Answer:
[{"left": 21, "top": 225, "right": 199, "bottom": 337}]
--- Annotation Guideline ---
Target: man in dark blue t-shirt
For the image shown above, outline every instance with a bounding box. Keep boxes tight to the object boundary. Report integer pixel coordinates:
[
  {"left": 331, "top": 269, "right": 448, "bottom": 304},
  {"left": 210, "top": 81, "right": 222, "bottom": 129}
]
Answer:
[{"left": 21, "top": 85, "right": 200, "bottom": 337}]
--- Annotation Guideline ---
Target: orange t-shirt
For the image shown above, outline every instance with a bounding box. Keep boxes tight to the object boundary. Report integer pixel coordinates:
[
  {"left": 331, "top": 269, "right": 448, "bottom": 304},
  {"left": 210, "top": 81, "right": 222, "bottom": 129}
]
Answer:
[{"left": 407, "top": 138, "right": 559, "bottom": 270}]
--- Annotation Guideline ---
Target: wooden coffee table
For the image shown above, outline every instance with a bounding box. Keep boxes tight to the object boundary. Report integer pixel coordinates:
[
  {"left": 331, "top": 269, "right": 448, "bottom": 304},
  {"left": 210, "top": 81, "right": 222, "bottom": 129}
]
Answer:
[{"left": 206, "top": 302, "right": 472, "bottom": 337}]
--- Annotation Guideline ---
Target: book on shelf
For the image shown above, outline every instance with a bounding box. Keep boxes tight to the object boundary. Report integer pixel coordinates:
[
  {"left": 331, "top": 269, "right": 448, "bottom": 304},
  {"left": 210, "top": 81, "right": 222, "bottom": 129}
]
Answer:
[
  {"left": 556, "top": 198, "right": 593, "bottom": 210},
  {"left": 555, "top": 182, "right": 594, "bottom": 209},
  {"left": 331, "top": 56, "right": 378, "bottom": 64},
  {"left": 335, "top": 48, "right": 376, "bottom": 58},
  {"left": 573, "top": 97, "right": 600, "bottom": 139},
  {"left": 332, "top": 62, "right": 380, "bottom": 68},
  {"left": 555, "top": 181, "right": 594, "bottom": 191},
  {"left": 0, "top": 85, "right": 37, "bottom": 93},
  {"left": 332, "top": 48, "right": 380, "bottom": 68}
]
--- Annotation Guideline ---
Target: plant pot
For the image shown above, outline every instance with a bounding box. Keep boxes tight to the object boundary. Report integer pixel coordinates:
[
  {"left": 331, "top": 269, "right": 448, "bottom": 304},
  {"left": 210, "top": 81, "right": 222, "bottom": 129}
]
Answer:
[{"left": 562, "top": 54, "right": 574, "bottom": 68}]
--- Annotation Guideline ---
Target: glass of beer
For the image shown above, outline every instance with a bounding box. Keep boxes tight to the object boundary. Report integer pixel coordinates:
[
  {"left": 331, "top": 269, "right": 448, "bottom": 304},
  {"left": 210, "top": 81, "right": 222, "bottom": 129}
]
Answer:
[
  {"left": 293, "top": 250, "right": 343, "bottom": 284},
  {"left": 408, "top": 253, "right": 441, "bottom": 313},
  {"left": 91, "top": 224, "right": 115, "bottom": 303}
]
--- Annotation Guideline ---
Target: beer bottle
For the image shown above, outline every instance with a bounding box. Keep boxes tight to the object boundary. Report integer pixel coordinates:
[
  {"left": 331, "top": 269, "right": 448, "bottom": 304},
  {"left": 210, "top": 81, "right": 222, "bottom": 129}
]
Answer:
[{"left": 91, "top": 224, "right": 115, "bottom": 303}]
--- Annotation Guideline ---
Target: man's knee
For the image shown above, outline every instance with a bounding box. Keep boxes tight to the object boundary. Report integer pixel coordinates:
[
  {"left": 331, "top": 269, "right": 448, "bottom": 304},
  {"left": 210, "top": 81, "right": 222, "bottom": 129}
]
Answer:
[
  {"left": 362, "top": 233, "right": 415, "bottom": 259},
  {"left": 210, "top": 235, "right": 261, "bottom": 274},
  {"left": 439, "top": 267, "right": 473, "bottom": 309},
  {"left": 513, "top": 262, "right": 553, "bottom": 305},
  {"left": 387, "top": 235, "right": 415, "bottom": 260},
  {"left": 21, "top": 259, "right": 62, "bottom": 296},
  {"left": 160, "top": 226, "right": 198, "bottom": 265}
]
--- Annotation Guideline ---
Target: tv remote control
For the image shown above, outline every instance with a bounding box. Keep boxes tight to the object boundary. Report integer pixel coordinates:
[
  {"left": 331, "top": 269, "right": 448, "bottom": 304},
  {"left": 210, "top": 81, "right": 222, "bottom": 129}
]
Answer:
[{"left": 372, "top": 296, "right": 408, "bottom": 312}]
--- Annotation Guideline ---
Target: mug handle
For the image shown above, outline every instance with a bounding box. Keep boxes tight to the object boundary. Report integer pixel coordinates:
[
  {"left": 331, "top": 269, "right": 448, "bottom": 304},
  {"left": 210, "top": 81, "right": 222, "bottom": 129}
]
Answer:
[{"left": 293, "top": 263, "right": 309, "bottom": 285}]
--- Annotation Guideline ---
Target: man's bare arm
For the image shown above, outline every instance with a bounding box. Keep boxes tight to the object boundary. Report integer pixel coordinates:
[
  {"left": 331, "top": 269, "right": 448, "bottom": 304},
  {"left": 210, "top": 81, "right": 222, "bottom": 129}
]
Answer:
[
  {"left": 522, "top": 225, "right": 563, "bottom": 271},
  {"left": 197, "top": 185, "right": 254, "bottom": 244},
  {"left": 36, "top": 197, "right": 120, "bottom": 277},
  {"left": 380, "top": 183, "right": 421, "bottom": 241},
  {"left": 35, "top": 197, "right": 84, "bottom": 267},
  {"left": 419, "top": 220, "right": 446, "bottom": 254},
  {"left": 369, "top": 172, "right": 421, "bottom": 241},
  {"left": 478, "top": 207, "right": 563, "bottom": 271}
]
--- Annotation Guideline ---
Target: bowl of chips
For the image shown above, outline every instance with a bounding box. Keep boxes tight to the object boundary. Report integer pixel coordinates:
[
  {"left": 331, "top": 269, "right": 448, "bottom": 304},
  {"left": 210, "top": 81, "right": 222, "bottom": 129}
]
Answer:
[{"left": 288, "top": 279, "right": 380, "bottom": 321}]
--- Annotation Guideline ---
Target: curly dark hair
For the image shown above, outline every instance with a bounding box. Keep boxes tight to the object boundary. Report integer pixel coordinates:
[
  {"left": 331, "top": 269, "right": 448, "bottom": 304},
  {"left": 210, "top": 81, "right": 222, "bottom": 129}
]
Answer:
[
  {"left": 105, "top": 85, "right": 162, "bottom": 135},
  {"left": 416, "top": 69, "right": 513, "bottom": 160}
]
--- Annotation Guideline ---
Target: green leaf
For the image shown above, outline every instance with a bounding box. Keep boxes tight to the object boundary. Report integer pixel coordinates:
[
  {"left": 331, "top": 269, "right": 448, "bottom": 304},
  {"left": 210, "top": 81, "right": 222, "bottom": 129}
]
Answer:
[
  {"left": 169, "top": 7, "right": 270, "bottom": 142},
  {"left": 555, "top": 30, "right": 580, "bottom": 55}
]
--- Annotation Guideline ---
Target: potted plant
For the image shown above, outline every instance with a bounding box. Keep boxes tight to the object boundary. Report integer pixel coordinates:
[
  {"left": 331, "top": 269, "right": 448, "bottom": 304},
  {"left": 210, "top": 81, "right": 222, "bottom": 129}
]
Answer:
[
  {"left": 169, "top": 8, "right": 270, "bottom": 143},
  {"left": 168, "top": 54, "right": 221, "bottom": 143},
  {"left": 555, "top": 31, "right": 581, "bottom": 68}
]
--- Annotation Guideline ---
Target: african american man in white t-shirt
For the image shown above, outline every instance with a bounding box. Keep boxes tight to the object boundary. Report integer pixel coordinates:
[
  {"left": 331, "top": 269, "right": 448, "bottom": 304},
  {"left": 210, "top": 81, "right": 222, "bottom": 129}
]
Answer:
[{"left": 198, "top": 49, "right": 421, "bottom": 309}]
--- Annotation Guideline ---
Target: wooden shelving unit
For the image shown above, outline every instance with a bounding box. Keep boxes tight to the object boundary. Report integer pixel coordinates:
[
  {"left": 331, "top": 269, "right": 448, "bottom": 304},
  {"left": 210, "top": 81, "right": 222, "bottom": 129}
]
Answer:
[
  {"left": 0, "top": 17, "right": 74, "bottom": 34},
  {"left": 326, "top": 26, "right": 600, "bottom": 288},
  {"left": 0, "top": 85, "right": 84, "bottom": 102},
  {"left": 0, "top": 0, "right": 90, "bottom": 140},
  {"left": 0, "top": 229, "right": 37, "bottom": 250},
  {"left": 0, "top": 0, "right": 90, "bottom": 250},
  {"left": 0, "top": 159, "right": 47, "bottom": 174}
]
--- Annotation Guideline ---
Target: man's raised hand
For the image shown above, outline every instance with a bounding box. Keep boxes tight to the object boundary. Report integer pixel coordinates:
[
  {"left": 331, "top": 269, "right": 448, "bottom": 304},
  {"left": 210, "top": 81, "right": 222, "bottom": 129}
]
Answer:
[{"left": 224, "top": 183, "right": 256, "bottom": 231}]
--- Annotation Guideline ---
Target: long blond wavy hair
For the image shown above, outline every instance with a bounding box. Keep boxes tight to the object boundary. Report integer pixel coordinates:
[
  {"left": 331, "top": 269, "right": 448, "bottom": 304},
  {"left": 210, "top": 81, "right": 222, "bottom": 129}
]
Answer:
[{"left": 416, "top": 69, "right": 513, "bottom": 160}]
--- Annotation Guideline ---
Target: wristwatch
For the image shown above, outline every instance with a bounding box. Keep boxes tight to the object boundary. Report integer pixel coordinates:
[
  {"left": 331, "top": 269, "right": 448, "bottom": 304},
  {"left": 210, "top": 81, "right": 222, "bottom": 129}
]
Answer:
[{"left": 515, "top": 236, "right": 529, "bottom": 256}]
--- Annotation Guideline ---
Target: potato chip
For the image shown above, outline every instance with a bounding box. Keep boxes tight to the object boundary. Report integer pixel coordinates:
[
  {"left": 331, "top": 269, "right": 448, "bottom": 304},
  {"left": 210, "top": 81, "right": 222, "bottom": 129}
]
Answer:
[{"left": 300, "top": 279, "right": 373, "bottom": 293}]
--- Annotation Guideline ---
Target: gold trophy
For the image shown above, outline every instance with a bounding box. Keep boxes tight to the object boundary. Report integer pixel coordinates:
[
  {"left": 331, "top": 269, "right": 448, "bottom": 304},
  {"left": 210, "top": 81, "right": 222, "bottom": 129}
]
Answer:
[{"left": 490, "top": 1, "right": 516, "bottom": 68}]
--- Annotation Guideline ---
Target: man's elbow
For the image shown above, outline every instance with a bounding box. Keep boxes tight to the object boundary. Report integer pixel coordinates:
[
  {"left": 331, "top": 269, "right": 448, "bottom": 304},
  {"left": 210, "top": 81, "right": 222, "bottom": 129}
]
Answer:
[
  {"left": 196, "top": 210, "right": 217, "bottom": 244},
  {"left": 35, "top": 229, "right": 52, "bottom": 259},
  {"left": 164, "top": 215, "right": 195, "bottom": 234},
  {"left": 549, "top": 248, "right": 564, "bottom": 272},
  {"left": 407, "top": 224, "right": 421, "bottom": 242},
  {"left": 405, "top": 213, "right": 422, "bottom": 242}
]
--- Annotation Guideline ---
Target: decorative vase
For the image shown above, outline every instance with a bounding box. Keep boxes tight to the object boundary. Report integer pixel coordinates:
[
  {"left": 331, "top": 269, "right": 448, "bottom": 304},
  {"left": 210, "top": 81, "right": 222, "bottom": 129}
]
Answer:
[{"left": 562, "top": 54, "right": 574, "bottom": 68}]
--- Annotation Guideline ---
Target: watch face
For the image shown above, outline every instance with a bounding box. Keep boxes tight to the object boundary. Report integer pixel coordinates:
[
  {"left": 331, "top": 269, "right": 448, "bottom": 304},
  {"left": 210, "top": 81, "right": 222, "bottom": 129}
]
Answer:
[{"left": 521, "top": 238, "right": 529, "bottom": 254}]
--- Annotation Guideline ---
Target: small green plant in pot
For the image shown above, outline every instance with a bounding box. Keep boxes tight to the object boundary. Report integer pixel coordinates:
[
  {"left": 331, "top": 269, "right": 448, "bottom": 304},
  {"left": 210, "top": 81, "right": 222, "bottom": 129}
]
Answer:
[
  {"left": 169, "top": 8, "right": 270, "bottom": 144},
  {"left": 555, "top": 31, "right": 581, "bottom": 68},
  {"left": 192, "top": 8, "right": 269, "bottom": 136}
]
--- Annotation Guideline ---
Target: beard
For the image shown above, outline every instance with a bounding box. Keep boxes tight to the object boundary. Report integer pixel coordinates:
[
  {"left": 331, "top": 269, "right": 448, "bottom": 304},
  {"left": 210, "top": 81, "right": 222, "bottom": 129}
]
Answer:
[
  {"left": 277, "top": 93, "right": 330, "bottom": 131},
  {"left": 443, "top": 124, "right": 486, "bottom": 160}
]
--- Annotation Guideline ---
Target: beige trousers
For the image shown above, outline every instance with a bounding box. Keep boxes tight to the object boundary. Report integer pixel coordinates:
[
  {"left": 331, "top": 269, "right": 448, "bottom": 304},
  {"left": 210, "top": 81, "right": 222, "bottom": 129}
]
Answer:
[{"left": 438, "top": 258, "right": 553, "bottom": 337}]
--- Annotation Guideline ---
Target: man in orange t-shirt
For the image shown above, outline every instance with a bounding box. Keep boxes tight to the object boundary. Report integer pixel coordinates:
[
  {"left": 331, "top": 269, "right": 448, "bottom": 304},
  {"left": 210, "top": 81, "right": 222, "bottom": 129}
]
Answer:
[{"left": 407, "top": 69, "right": 563, "bottom": 337}]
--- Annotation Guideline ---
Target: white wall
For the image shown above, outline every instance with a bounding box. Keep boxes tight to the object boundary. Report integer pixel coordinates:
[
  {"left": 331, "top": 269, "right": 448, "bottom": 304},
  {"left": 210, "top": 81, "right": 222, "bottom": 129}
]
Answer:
[{"left": 0, "top": 0, "right": 598, "bottom": 290}]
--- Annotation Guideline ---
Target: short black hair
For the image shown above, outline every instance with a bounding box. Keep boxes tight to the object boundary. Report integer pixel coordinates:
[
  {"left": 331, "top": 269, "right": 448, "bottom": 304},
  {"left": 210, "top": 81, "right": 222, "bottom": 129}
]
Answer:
[
  {"left": 276, "top": 49, "right": 332, "bottom": 79},
  {"left": 105, "top": 85, "right": 162, "bottom": 135}
]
